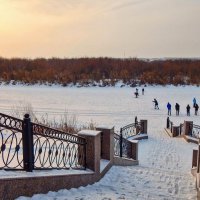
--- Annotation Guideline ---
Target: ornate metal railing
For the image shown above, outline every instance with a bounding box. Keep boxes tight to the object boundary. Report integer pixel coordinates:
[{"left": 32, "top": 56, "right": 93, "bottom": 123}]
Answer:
[
  {"left": 0, "top": 112, "right": 86, "bottom": 171},
  {"left": 114, "top": 133, "right": 120, "bottom": 157},
  {"left": 121, "top": 123, "right": 139, "bottom": 139},
  {"left": 114, "top": 132, "right": 132, "bottom": 158},
  {"left": 121, "top": 137, "right": 132, "bottom": 158},
  {"left": 179, "top": 123, "right": 184, "bottom": 135},
  {"left": 166, "top": 117, "right": 173, "bottom": 133},
  {"left": 32, "top": 123, "right": 86, "bottom": 170},
  {"left": 190, "top": 124, "right": 200, "bottom": 139},
  {"left": 0, "top": 113, "right": 24, "bottom": 170},
  {"left": 114, "top": 120, "right": 144, "bottom": 158}
]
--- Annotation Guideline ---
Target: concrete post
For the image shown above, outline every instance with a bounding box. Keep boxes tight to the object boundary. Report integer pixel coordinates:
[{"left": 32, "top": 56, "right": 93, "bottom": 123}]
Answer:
[
  {"left": 183, "top": 121, "right": 193, "bottom": 136},
  {"left": 192, "top": 148, "right": 198, "bottom": 168},
  {"left": 172, "top": 126, "right": 179, "bottom": 137},
  {"left": 140, "top": 120, "right": 148, "bottom": 134},
  {"left": 130, "top": 140, "right": 138, "bottom": 161},
  {"left": 96, "top": 126, "right": 114, "bottom": 162},
  {"left": 197, "top": 143, "right": 200, "bottom": 173},
  {"left": 78, "top": 130, "right": 101, "bottom": 173}
]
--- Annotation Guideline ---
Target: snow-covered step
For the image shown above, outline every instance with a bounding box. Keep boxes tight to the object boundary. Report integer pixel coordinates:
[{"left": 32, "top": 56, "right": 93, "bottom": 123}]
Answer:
[{"left": 19, "top": 165, "right": 196, "bottom": 200}]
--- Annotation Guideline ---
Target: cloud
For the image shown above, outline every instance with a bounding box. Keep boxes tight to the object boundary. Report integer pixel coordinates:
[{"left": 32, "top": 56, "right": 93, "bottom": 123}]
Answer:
[{"left": 99, "top": 0, "right": 150, "bottom": 13}]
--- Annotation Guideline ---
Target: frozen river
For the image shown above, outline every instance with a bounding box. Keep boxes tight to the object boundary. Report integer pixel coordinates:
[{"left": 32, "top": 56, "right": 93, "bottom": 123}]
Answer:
[{"left": 0, "top": 85, "right": 200, "bottom": 130}]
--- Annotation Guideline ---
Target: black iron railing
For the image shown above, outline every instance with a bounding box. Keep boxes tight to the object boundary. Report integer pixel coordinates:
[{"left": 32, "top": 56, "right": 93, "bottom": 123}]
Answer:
[
  {"left": 167, "top": 118, "right": 184, "bottom": 135},
  {"left": 0, "top": 113, "right": 24, "bottom": 170},
  {"left": 114, "top": 132, "right": 132, "bottom": 159},
  {"left": 114, "top": 133, "right": 120, "bottom": 157},
  {"left": 121, "top": 123, "right": 139, "bottom": 139},
  {"left": 166, "top": 117, "right": 173, "bottom": 133},
  {"left": 0, "top": 112, "right": 86, "bottom": 171},
  {"left": 179, "top": 123, "right": 183, "bottom": 135},
  {"left": 114, "top": 121, "right": 142, "bottom": 158},
  {"left": 190, "top": 124, "right": 200, "bottom": 139}
]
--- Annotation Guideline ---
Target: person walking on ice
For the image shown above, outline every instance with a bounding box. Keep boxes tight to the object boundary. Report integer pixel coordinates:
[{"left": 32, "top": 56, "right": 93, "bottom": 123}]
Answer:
[
  {"left": 134, "top": 88, "right": 139, "bottom": 98},
  {"left": 194, "top": 103, "right": 199, "bottom": 115},
  {"left": 193, "top": 97, "right": 197, "bottom": 108},
  {"left": 167, "top": 102, "right": 171, "bottom": 116},
  {"left": 153, "top": 98, "right": 159, "bottom": 109},
  {"left": 175, "top": 103, "right": 180, "bottom": 116},
  {"left": 186, "top": 104, "right": 190, "bottom": 116},
  {"left": 142, "top": 88, "right": 144, "bottom": 95}
]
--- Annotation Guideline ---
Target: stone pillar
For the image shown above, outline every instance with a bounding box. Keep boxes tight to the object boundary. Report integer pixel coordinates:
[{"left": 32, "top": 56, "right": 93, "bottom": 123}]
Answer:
[
  {"left": 130, "top": 140, "right": 138, "bottom": 160},
  {"left": 78, "top": 130, "right": 101, "bottom": 173},
  {"left": 183, "top": 121, "right": 193, "bottom": 136},
  {"left": 192, "top": 148, "right": 198, "bottom": 168},
  {"left": 140, "top": 120, "right": 148, "bottom": 134},
  {"left": 197, "top": 144, "right": 200, "bottom": 173},
  {"left": 172, "top": 126, "right": 179, "bottom": 137},
  {"left": 96, "top": 126, "right": 114, "bottom": 162}
]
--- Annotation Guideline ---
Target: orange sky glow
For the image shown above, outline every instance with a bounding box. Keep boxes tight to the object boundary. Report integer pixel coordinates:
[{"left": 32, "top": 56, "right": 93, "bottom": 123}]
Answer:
[{"left": 0, "top": 0, "right": 200, "bottom": 58}]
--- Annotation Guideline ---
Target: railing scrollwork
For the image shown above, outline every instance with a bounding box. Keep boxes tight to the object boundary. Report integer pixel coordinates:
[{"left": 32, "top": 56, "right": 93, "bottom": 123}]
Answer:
[{"left": 0, "top": 112, "right": 86, "bottom": 171}]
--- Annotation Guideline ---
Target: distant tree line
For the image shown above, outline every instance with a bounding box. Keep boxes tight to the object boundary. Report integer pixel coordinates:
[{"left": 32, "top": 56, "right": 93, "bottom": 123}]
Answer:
[{"left": 0, "top": 57, "right": 200, "bottom": 86}]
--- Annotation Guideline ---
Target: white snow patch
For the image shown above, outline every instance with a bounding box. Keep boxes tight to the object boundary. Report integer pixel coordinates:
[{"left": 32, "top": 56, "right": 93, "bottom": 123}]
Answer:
[{"left": 100, "top": 159, "right": 110, "bottom": 173}]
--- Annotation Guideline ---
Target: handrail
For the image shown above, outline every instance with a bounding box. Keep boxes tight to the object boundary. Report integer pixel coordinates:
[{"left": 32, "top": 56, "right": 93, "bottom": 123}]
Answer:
[
  {"left": 32, "top": 122, "right": 86, "bottom": 145},
  {"left": 120, "top": 122, "right": 140, "bottom": 139},
  {"left": 0, "top": 112, "right": 23, "bottom": 132}
]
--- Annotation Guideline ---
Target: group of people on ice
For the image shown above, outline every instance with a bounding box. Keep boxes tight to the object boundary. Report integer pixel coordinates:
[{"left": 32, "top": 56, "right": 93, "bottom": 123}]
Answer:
[
  {"left": 152, "top": 97, "right": 199, "bottom": 116},
  {"left": 134, "top": 88, "right": 144, "bottom": 98},
  {"left": 167, "top": 98, "right": 199, "bottom": 116}
]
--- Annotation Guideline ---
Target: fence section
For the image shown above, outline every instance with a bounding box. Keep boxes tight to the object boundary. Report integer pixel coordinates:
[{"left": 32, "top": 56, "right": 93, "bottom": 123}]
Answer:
[
  {"left": 32, "top": 122, "right": 86, "bottom": 170},
  {"left": 190, "top": 124, "right": 200, "bottom": 139},
  {"left": 121, "top": 123, "right": 138, "bottom": 139},
  {"left": 114, "top": 133, "right": 120, "bottom": 157},
  {"left": 0, "top": 113, "right": 24, "bottom": 170},
  {"left": 179, "top": 123, "right": 184, "bottom": 135},
  {"left": 0, "top": 113, "right": 86, "bottom": 171},
  {"left": 167, "top": 117, "right": 173, "bottom": 133},
  {"left": 114, "top": 132, "right": 132, "bottom": 158}
]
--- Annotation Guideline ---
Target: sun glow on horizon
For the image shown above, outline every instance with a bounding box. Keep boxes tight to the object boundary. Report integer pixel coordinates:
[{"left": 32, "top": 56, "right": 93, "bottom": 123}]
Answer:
[{"left": 0, "top": 0, "right": 200, "bottom": 58}]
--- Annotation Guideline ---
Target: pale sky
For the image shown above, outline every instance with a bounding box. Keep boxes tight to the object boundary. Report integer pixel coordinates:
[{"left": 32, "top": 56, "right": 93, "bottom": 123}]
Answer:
[{"left": 0, "top": 0, "right": 200, "bottom": 58}]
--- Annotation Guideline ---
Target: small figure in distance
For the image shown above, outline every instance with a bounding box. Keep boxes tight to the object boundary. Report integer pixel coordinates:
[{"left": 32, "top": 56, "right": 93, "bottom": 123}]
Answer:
[
  {"left": 186, "top": 104, "right": 190, "bottom": 116},
  {"left": 175, "top": 103, "right": 180, "bottom": 116},
  {"left": 193, "top": 97, "right": 197, "bottom": 108},
  {"left": 167, "top": 102, "right": 171, "bottom": 116},
  {"left": 134, "top": 88, "right": 139, "bottom": 98},
  {"left": 142, "top": 88, "right": 144, "bottom": 95},
  {"left": 195, "top": 103, "right": 199, "bottom": 115},
  {"left": 153, "top": 98, "right": 159, "bottom": 109},
  {"left": 134, "top": 91, "right": 139, "bottom": 98}
]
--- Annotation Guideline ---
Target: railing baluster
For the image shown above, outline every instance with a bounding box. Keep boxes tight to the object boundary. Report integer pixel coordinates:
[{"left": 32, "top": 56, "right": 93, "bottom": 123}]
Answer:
[
  {"left": 22, "top": 114, "right": 34, "bottom": 172},
  {"left": 120, "top": 128, "right": 123, "bottom": 157}
]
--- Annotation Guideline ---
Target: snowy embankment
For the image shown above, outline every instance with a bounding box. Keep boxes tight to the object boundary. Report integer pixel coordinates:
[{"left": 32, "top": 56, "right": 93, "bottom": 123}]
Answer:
[
  {"left": 17, "top": 121, "right": 197, "bottom": 200},
  {"left": 0, "top": 85, "right": 199, "bottom": 199}
]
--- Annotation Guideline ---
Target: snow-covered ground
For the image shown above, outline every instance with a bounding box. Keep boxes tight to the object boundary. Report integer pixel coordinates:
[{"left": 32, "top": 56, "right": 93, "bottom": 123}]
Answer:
[{"left": 0, "top": 85, "right": 199, "bottom": 199}]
